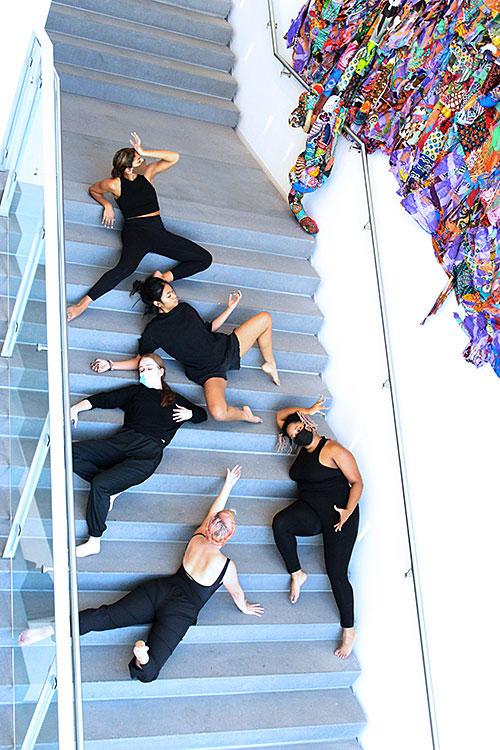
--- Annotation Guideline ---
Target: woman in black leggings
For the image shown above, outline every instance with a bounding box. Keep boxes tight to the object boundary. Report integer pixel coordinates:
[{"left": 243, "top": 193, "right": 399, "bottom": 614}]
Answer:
[
  {"left": 272, "top": 397, "right": 363, "bottom": 659},
  {"left": 18, "top": 467, "right": 263, "bottom": 683},
  {"left": 89, "top": 274, "right": 281, "bottom": 424},
  {"left": 67, "top": 131, "right": 212, "bottom": 321},
  {"left": 71, "top": 352, "right": 207, "bottom": 558}
]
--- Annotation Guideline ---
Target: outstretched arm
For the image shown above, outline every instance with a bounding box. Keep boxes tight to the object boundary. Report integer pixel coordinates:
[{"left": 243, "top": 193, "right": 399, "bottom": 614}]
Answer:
[
  {"left": 222, "top": 560, "right": 264, "bottom": 617},
  {"left": 197, "top": 466, "right": 241, "bottom": 532},
  {"left": 276, "top": 395, "right": 327, "bottom": 429},
  {"left": 90, "top": 354, "right": 141, "bottom": 374},
  {"left": 130, "top": 132, "right": 179, "bottom": 180},
  {"left": 210, "top": 290, "right": 242, "bottom": 332}
]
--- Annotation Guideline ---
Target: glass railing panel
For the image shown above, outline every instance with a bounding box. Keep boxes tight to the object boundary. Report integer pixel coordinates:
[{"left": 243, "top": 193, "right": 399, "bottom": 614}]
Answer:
[{"left": 2, "top": 37, "right": 60, "bottom": 749}]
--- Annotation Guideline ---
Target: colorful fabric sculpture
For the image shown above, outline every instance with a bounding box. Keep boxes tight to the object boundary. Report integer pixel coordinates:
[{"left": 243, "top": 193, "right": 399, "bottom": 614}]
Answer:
[{"left": 285, "top": 0, "right": 500, "bottom": 377}]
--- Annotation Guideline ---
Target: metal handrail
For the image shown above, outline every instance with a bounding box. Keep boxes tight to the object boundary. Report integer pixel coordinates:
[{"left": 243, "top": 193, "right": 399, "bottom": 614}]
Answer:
[{"left": 266, "top": 2, "right": 439, "bottom": 748}]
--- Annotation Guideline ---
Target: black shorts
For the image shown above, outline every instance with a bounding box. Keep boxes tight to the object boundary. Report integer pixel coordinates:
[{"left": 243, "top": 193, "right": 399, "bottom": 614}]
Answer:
[{"left": 186, "top": 331, "right": 241, "bottom": 386}]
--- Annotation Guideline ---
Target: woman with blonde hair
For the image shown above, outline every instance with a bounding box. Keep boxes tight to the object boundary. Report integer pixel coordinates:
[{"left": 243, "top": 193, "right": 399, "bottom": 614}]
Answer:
[
  {"left": 18, "top": 467, "right": 263, "bottom": 683},
  {"left": 71, "top": 352, "right": 207, "bottom": 557}
]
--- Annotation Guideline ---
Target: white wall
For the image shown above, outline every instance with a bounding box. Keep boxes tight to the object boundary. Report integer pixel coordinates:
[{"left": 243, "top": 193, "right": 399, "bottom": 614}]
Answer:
[
  {"left": 231, "top": 2, "right": 499, "bottom": 749},
  {"left": 0, "top": 0, "right": 51, "bottom": 149}
]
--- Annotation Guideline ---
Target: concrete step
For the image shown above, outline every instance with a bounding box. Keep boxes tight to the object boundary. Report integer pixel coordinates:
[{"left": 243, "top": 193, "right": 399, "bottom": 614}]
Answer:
[
  {"left": 6, "top": 688, "right": 365, "bottom": 748},
  {"left": 46, "top": 4, "right": 235, "bottom": 71},
  {"left": 4, "top": 343, "right": 330, "bottom": 413},
  {"left": 49, "top": 31, "right": 238, "bottom": 99},
  {"left": 60, "top": 220, "right": 320, "bottom": 295},
  {"left": 10, "top": 589, "right": 343, "bottom": 643},
  {"left": 156, "top": 0, "right": 232, "bottom": 18},
  {"left": 13, "top": 486, "right": 324, "bottom": 545},
  {"left": 13, "top": 297, "right": 328, "bottom": 374},
  {"left": 55, "top": 63, "right": 240, "bottom": 127},
  {"left": 51, "top": 0, "right": 233, "bottom": 44}
]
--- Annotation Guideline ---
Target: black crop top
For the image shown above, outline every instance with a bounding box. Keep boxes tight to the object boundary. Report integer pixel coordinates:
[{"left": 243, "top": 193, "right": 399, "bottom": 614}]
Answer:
[{"left": 115, "top": 174, "right": 160, "bottom": 219}]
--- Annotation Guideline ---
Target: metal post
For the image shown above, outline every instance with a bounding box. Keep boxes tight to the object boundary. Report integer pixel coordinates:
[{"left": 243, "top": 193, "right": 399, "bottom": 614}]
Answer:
[{"left": 20, "top": 657, "right": 57, "bottom": 750}]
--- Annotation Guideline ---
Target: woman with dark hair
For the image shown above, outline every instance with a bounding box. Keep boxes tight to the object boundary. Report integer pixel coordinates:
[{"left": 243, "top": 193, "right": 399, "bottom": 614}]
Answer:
[
  {"left": 272, "top": 397, "right": 362, "bottom": 659},
  {"left": 89, "top": 274, "right": 281, "bottom": 424},
  {"left": 67, "top": 132, "right": 212, "bottom": 321},
  {"left": 18, "top": 466, "right": 264, "bottom": 684},
  {"left": 71, "top": 352, "right": 207, "bottom": 557}
]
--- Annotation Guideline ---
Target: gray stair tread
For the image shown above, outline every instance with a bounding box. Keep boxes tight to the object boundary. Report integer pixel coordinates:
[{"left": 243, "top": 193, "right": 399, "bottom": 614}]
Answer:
[
  {"left": 80, "top": 639, "right": 360, "bottom": 680},
  {"left": 8, "top": 689, "right": 365, "bottom": 746},
  {"left": 52, "top": 0, "right": 232, "bottom": 41},
  {"left": 47, "top": 4, "right": 235, "bottom": 61},
  {"left": 71, "top": 539, "right": 325, "bottom": 577},
  {"left": 56, "top": 62, "right": 239, "bottom": 114},
  {"left": 49, "top": 30, "right": 236, "bottom": 87},
  {"left": 158, "top": 0, "right": 231, "bottom": 17},
  {"left": 61, "top": 219, "right": 318, "bottom": 279},
  {"left": 17, "top": 590, "right": 341, "bottom": 630}
]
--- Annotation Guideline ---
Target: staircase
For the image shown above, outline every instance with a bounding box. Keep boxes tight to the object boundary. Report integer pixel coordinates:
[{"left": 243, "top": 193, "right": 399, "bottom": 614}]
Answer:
[{"left": 3, "top": 0, "right": 367, "bottom": 747}]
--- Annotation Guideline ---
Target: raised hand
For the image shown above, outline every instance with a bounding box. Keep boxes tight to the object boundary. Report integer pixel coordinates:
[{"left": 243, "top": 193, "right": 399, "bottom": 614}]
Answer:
[
  {"left": 308, "top": 394, "right": 327, "bottom": 416},
  {"left": 225, "top": 465, "right": 242, "bottom": 489},
  {"left": 129, "top": 131, "right": 145, "bottom": 156},
  {"left": 172, "top": 404, "right": 193, "bottom": 422},
  {"left": 102, "top": 205, "right": 115, "bottom": 229},
  {"left": 227, "top": 290, "right": 242, "bottom": 311}
]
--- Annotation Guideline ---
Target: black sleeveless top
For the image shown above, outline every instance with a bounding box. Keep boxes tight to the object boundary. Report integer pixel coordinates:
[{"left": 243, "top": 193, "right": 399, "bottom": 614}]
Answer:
[
  {"left": 172, "top": 534, "right": 231, "bottom": 612},
  {"left": 289, "top": 436, "right": 350, "bottom": 495},
  {"left": 115, "top": 174, "right": 160, "bottom": 219}
]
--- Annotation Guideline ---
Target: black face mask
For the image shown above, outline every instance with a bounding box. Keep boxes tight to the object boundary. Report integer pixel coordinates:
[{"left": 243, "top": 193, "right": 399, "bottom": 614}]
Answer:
[{"left": 293, "top": 427, "right": 313, "bottom": 446}]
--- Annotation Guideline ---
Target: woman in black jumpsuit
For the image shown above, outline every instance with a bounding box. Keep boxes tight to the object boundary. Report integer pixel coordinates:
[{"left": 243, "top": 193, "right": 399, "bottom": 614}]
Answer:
[
  {"left": 272, "top": 398, "right": 363, "bottom": 659},
  {"left": 18, "top": 467, "right": 264, "bottom": 683},
  {"left": 89, "top": 274, "right": 281, "bottom": 424},
  {"left": 67, "top": 131, "right": 211, "bottom": 322},
  {"left": 71, "top": 352, "right": 207, "bottom": 557}
]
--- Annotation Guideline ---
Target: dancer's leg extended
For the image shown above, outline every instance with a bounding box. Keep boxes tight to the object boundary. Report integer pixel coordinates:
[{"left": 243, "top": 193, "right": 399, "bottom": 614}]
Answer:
[
  {"left": 272, "top": 500, "right": 321, "bottom": 603},
  {"left": 234, "top": 312, "right": 280, "bottom": 385},
  {"left": 203, "top": 377, "right": 262, "bottom": 423}
]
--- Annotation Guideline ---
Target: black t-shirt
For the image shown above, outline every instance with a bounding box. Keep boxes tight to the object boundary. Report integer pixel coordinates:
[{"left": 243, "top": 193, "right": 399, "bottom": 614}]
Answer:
[
  {"left": 88, "top": 384, "right": 207, "bottom": 444},
  {"left": 138, "top": 302, "right": 237, "bottom": 384}
]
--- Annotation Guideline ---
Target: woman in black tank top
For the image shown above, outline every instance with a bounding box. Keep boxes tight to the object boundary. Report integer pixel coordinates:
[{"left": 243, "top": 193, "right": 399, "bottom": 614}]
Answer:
[
  {"left": 18, "top": 467, "right": 263, "bottom": 683},
  {"left": 272, "top": 397, "right": 363, "bottom": 660},
  {"left": 67, "top": 132, "right": 212, "bottom": 321}
]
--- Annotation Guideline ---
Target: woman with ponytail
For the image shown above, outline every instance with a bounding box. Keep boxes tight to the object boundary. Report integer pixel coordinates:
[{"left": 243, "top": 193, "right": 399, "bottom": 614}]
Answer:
[
  {"left": 70, "top": 353, "right": 207, "bottom": 557},
  {"left": 89, "top": 274, "right": 281, "bottom": 424},
  {"left": 272, "top": 397, "right": 363, "bottom": 660},
  {"left": 19, "top": 466, "right": 263, "bottom": 684},
  {"left": 67, "top": 132, "right": 212, "bottom": 321}
]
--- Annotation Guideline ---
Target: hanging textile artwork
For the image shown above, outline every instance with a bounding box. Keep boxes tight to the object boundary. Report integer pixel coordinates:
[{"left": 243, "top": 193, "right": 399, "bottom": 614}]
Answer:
[{"left": 286, "top": 0, "right": 500, "bottom": 377}]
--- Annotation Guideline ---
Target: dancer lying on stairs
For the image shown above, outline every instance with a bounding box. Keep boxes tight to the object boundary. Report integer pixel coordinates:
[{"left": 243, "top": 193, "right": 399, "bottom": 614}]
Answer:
[
  {"left": 67, "top": 131, "right": 212, "bottom": 321},
  {"left": 71, "top": 353, "right": 207, "bottom": 558},
  {"left": 272, "top": 396, "right": 362, "bottom": 659},
  {"left": 19, "top": 466, "right": 264, "bottom": 683},
  {"left": 90, "top": 274, "right": 281, "bottom": 423}
]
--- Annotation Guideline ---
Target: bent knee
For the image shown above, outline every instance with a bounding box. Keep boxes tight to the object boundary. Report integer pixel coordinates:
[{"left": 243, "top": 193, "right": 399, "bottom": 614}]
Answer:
[
  {"left": 200, "top": 249, "right": 213, "bottom": 270},
  {"left": 272, "top": 512, "right": 287, "bottom": 534},
  {"left": 260, "top": 311, "right": 272, "bottom": 326}
]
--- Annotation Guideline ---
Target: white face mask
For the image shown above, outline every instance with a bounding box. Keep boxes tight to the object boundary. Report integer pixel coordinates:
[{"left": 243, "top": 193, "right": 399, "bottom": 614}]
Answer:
[{"left": 139, "top": 369, "right": 161, "bottom": 389}]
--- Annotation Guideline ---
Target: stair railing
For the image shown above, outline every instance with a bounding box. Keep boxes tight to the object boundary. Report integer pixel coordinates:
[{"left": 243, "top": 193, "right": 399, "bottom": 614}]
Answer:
[
  {"left": 266, "top": 2, "right": 439, "bottom": 749},
  {"left": 1, "top": 27, "right": 84, "bottom": 750}
]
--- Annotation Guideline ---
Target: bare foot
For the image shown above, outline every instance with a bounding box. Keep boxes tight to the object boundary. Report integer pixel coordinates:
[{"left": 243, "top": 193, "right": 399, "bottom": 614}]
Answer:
[
  {"left": 67, "top": 296, "right": 92, "bottom": 322},
  {"left": 109, "top": 492, "right": 121, "bottom": 512},
  {"left": 290, "top": 570, "right": 307, "bottom": 603},
  {"left": 152, "top": 269, "right": 173, "bottom": 283},
  {"left": 242, "top": 405, "right": 262, "bottom": 424},
  {"left": 18, "top": 625, "right": 54, "bottom": 646},
  {"left": 262, "top": 361, "right": 281, "bottom": 386},
  {"left": 334, "top": 627, "right": 355, "bottom": 659},
  {"left": 133, "top": 640, "right": 150, "bottom": 668},
  {"left": 76, "top": 536, "right": 101, "bottom": 558}
]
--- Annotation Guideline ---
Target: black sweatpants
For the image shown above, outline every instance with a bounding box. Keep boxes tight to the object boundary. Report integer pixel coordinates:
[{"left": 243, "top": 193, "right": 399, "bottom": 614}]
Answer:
[
  {"left": 272, "top": 496, "right": 359, "bottom": 628},
  {"left": 72, "top": 429, "right": 163, "bottom": 537},
  {"left": 88, "top": 215, "right": 212, "bottom": 300},
  {"left": 79, "top": 577, "right": 197, "bottom": 682}
]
